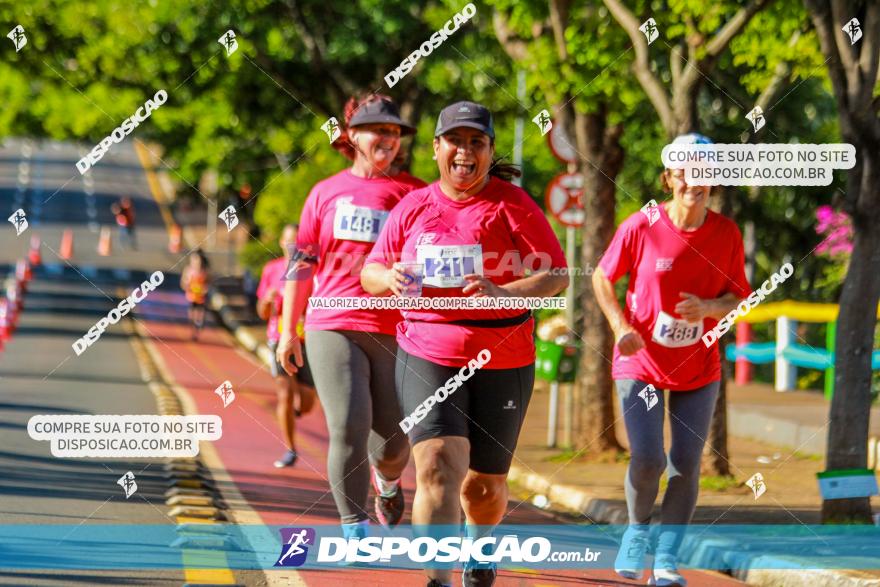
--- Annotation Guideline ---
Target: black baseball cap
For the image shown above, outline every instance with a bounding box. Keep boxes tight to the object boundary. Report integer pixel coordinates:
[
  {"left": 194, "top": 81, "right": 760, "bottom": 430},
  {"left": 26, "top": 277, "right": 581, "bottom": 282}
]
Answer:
[
  {"left": 434, "top": 101, "right": 495, "bottom": 139},
  {"left": 348, "top": 97, "right": 416, "bottom": 135}
]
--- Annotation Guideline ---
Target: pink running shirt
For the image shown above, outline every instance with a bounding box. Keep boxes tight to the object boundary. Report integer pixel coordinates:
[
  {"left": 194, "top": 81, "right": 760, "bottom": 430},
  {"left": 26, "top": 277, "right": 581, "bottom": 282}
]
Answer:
[
  {"left": 296, "top": 168, "right": 426, "bottom": 336},
  {"left": 257, "top": 256, "right": 289, "bottom": 343},
  {"left": 599, "top": 203, "right": 751, "bottom": 390},
  {"left": 367, "top": 177, "right": 567, "bottom": 369}
]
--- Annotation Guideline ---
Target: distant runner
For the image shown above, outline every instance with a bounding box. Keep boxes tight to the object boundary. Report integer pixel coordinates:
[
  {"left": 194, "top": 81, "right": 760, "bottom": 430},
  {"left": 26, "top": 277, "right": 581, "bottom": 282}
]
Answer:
[
  {"left": 256, "top": 223, "right": 317, "bottom": 468},
  {"left": 180, "top": 249, "right": 210, "bottom": 340},
  {"left": 111, "top": 196, "right": 137, "bottom": 249},
  {"left": 276, "top": 94, "right": 425, "bottom": 538}
]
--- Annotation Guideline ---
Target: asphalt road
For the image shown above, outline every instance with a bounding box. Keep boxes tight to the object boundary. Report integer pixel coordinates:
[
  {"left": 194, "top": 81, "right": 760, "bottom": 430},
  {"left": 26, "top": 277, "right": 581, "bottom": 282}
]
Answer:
[{"left": 0, "top": 138, "right": 185, "bottom": 585}]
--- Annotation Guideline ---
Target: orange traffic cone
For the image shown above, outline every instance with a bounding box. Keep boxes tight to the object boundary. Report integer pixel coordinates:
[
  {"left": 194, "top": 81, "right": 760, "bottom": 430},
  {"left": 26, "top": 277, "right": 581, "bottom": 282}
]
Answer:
[
  {"left": 169, "top": 223, "right": 182, "bottom": 254},
  {"left": 98, "top": 226, "right": 112, "bottom": 256},
  {"left": 0, "top": 298, "right": 9, "bottom": 341},
  {"left": 28, "top": 234, "right": 42, "bottom": 266},
  {"left": 60, "top": 229, "right": 74, "bottom": 260},
  {"left": 5, "top": 279, "right": 22, "bottom": 314},
  {"left": 16, "top": 259, "right": 31, "bottom": 283}
]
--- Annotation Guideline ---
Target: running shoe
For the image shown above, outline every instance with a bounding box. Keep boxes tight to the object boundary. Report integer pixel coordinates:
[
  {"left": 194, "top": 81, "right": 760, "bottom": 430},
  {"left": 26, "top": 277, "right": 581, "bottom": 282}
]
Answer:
[
  {"left": 614, "top": 524, "right": 650, "bottom": 580},
  {"left": 461, "top": 559, "right": 496, "bottom": 587},
  {"left": 649, "top": 554, "right": 687, "bottom": 586},
  {"left": 371, "top": 467, "right": 405, "bottom": 527},
  {"left": 340, "top": 522, "right": 369, "bottom": 567},
  {"left": 426, "top": 580, "right": 451, "bottom": 587},
  {"left": 273, "top": 449, "right": 298, "bottom": 468}
]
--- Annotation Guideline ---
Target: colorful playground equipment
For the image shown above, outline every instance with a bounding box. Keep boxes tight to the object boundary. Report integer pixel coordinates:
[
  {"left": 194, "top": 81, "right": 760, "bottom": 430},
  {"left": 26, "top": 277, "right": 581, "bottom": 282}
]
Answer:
[{"left": 725, "top": 301, "right": 880, "bottom": 398}]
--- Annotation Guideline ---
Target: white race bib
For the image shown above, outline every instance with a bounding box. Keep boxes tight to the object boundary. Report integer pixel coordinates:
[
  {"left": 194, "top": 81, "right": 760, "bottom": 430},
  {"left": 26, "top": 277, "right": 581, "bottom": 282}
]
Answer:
[
  {"left": 651, "top": 310, "right": 703, "bottom": 348},
  {"left": 333, "top": 203, "right": 388, "bottom": 242},
  {"left": 416, "top": 244, "right": 483, "bottom": 288}
]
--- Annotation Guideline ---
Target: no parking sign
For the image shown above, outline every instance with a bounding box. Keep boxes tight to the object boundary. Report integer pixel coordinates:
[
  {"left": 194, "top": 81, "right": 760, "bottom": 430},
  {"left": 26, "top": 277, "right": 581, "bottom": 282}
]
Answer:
[{"left": 544, "top": 172, "right": 585, "bottom": 228}]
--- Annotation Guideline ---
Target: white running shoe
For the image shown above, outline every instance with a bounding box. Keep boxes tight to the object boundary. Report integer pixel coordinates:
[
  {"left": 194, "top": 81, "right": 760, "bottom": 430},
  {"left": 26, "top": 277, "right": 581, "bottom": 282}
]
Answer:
[
  {"left": 649, "top": 554, "right": 687, "bottom": 586},
  {"left": 613, "top": 525, "right": 650, "bottom": 580}
]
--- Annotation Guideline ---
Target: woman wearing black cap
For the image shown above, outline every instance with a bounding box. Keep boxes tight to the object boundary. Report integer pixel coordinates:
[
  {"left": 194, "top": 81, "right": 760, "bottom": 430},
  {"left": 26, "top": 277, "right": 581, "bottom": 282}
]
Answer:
[
  {"left": 276, "top": 94, "right": 426, "bottom": 537},
  {"left": 362, "top": 101, "right": 569, "bottom": 587}
]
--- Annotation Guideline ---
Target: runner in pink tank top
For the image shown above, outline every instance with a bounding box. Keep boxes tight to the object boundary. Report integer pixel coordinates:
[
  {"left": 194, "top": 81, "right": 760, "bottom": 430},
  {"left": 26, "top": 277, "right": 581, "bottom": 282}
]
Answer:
[
  {"left": 256, "top": 223, "right": 317, "bottom": 468},
  {"left": 275, "top": 94, "right": 425, "bottom": 537},
  {"left": 593, "top": 134, "right": 751, "bottom": 585},
  {"left": 362, "top": 101, "right": 568, "bottom": 587}
]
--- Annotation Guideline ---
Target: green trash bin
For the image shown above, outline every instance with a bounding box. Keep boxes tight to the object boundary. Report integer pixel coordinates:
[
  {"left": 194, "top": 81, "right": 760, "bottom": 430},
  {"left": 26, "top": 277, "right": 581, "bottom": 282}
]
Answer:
[{"left": 535, "top": 340, "right": 581, "bottom": 383}]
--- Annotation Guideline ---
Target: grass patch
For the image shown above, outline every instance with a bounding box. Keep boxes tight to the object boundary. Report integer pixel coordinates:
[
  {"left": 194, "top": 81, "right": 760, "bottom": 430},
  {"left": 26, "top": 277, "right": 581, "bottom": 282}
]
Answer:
[
  {"left": 699, "top": 475, "right": 741, "bottom": 492},
  {"left": 543, "top": 448, "right": 630, "bottom": 464},
  {"left": 544, "top": 449, "right": 581, "bottom": 463}
]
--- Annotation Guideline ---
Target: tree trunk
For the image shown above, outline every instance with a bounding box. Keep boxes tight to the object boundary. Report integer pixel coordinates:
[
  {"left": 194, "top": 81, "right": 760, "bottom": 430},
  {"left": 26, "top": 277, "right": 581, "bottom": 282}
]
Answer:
[
  {"left": 703, "top": 360, "right": 732, "bottom": 476},
  {"left": 700, "top": 186, "right": 739, "bottom": 476},
  {"left": 822, "top": 151, "right": 880, "bottom": 523},
  {"left": 573, "top": 105, "right": 625, "bottom": 453},
  {"left": 802, "top": 0, "right": 880, "bottom": 524}
]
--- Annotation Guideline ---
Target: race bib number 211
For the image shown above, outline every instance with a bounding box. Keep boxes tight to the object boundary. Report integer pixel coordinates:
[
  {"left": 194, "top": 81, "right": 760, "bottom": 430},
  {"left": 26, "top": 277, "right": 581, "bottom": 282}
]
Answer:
[{"left": 416, "top": 244, "right": 483, "bottom": 288}]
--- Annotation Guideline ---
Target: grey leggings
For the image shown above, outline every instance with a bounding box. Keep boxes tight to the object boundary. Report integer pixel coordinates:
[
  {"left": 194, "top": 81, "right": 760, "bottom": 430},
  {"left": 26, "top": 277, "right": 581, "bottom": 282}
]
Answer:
[
  {"left": 615, "top": 378, "right": 720, "bottom": 554},
  {"left": 305, "top": 330, "right": 411, "bottom": 524}
]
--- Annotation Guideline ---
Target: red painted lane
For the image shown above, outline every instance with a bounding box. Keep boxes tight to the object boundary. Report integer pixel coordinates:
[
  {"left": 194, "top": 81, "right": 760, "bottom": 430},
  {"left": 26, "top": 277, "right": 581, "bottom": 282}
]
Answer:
[{"left": 136, "top": 293, "right": 744, "bottom": 586}]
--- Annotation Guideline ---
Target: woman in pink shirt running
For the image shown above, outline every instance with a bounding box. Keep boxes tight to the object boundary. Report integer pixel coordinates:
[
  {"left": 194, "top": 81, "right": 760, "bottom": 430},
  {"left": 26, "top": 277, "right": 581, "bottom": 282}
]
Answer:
[
  {"left": 256, "top": 223, "right": 317, "bottom": 468},
  {"left": 275, "top": 94, "right": 425, "bottom": 537},
  {"left": 362, "top": 101, "right": 568, "bottom": 587},
  {"left": 593, "top": 134, "right": 751, "bottom": 586}
]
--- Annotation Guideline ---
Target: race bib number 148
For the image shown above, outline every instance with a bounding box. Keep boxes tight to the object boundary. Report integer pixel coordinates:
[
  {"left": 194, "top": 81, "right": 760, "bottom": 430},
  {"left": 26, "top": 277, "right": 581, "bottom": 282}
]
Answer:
[{"left": 333, "top": 204, "right": 389, "bottom": 242}]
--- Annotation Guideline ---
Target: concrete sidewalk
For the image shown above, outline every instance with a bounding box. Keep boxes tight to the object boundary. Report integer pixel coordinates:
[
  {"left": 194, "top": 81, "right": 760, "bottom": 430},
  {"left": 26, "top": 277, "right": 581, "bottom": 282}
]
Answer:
[{"left": 726, "top": 383, "right": 880, "bottom": 458}]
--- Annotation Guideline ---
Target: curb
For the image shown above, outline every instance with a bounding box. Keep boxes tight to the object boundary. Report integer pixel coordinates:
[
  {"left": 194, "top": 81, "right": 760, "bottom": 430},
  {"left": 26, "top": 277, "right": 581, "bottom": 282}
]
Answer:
[
  {"left": 208, "top": 291, "right": 274, "bottom": 370},
  {"left": 728, "top": 405, "right": 825, "bottom": 456},
  {"left": 737, "top": 567, "right": 880, "bottom": 587},
  {"left": 507, "top": 464, "right": 628, "bottom": 525},
  {"left": 507, "top": 465, "right": 880, "bottom": 587}
]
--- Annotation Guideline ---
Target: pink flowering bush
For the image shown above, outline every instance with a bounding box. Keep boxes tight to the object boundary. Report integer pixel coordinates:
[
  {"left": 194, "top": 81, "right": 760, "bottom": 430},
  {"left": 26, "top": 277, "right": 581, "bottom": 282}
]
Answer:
[{"left": 815, "top": 205, "right": 853, "bottom": 257}]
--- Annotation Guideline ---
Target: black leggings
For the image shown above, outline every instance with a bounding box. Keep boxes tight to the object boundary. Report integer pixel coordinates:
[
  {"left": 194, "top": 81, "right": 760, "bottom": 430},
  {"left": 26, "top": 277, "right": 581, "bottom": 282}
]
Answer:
[{"left": 395, "top": 347, "right": 534, "bottom": 475}]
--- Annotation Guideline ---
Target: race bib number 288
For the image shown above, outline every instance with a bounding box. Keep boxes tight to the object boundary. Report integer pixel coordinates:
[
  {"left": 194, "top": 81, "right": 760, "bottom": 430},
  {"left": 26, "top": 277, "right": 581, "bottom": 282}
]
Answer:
[
  {"left": 416, "top": 244, "right": 483, "bottom": 288},
  {"left": 651, "top": 310, "right": 703, "bottom": 348},
  {"left": 333, "top": 204, "right": 389, "bottom": 242}
]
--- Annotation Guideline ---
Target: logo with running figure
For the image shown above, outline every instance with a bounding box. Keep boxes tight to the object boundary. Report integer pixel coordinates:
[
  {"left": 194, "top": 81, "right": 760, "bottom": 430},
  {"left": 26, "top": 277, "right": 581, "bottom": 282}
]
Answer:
[
  {"left": 8, "top": 208, "right": 28, "bottom": 236},
  {"left": 639, "top": 18, "right": 659, "bottom": 45},
  {"left": 842, "top": 18, "right": 862, "bottom": 45},
  {"left": 219, "top": 205, "right": 239, "bottom": 231},
  {"left": 746, "top": 106, "right": 766, "bottom": 132},
  {"left": 321, "top": 117, "right": 341, "bottom": 143},
  {"left": 215, "top": 380, "right": 236, "bottom": 408},
  {"left": 275, "top": 527, "right": 316, "bottom": 567},
  {"left": 746, "top": 472, "right": 767, "bottom": 500},
  {"left": 7, "top": 25, "right": 26, "bottom": 52},
  {"left": 641, "top": 199, "right": 660, "bottom": 226},
  {"left": 218, "top": 30, "right": 238, "bottom": 56},
  {"left": 637, "top": 384, "right": 659, "bottom": 411},
  {"left": 117, "top": 471, "right": 138, "bottom": 499},
  {"left": 532, "top": 109, "right": 552, "bottom": 136}
]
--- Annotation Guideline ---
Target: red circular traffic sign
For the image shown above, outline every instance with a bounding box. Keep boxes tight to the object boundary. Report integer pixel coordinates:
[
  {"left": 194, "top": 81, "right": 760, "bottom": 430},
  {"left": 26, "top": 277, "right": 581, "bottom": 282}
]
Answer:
[
  {"left": 545, "top": 172, "right": 585, "bottom": 227},
  {"left": 547, "top": 123, "right": 578, "bottom": 164}
]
